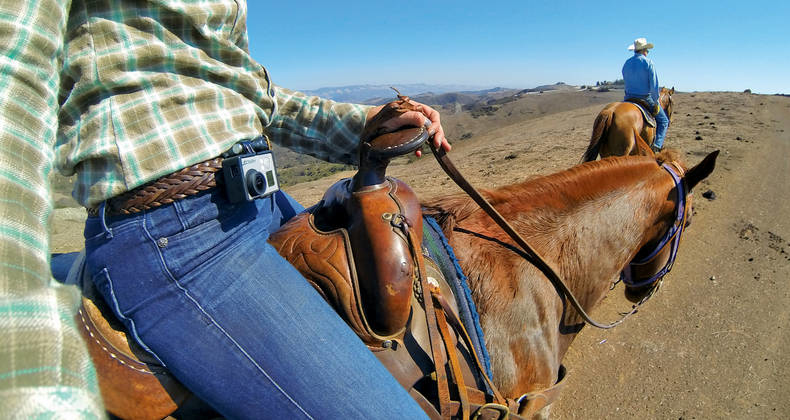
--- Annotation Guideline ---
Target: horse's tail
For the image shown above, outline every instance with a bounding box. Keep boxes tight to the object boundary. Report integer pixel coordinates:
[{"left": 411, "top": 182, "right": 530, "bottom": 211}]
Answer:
[{"left": 581, "top": 107, "right": 614, "bottom": 163}]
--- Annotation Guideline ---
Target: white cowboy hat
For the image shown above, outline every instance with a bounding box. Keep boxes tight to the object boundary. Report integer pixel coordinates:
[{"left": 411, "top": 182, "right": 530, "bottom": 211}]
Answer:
[{"left": 627, "top": 38, "right": 654, "bottom": 51}]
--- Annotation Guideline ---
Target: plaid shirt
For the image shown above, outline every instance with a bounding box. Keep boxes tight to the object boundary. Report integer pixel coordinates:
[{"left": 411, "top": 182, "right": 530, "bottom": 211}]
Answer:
[{"left": 0, "top": 0, "right": 369, "bottom": 416}]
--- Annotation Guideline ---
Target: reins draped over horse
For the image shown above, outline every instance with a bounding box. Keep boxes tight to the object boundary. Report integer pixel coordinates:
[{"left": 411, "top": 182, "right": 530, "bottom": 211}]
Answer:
[{"left": 581, "top": 87, "right": 675, "bottom": 161}]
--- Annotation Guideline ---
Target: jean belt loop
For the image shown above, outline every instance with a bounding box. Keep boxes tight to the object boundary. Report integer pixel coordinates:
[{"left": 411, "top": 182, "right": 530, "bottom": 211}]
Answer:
[{"left": 99, "top": 201, "right": 113, "bottom": 239}]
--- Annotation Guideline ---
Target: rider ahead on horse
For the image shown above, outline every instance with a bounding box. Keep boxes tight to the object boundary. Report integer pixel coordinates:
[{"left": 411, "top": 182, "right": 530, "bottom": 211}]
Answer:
[
  {"left": 622, "top": 37, "right": 669, "bottom": 153},
  {"left": 0, "top": 1, "right": 450, "bottom": 417}
]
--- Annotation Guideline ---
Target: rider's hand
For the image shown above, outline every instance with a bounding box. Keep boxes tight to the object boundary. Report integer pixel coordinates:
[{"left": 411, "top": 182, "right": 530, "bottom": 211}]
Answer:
[{"left": 365, "top": 99, "right": 450, "bottom": 157}]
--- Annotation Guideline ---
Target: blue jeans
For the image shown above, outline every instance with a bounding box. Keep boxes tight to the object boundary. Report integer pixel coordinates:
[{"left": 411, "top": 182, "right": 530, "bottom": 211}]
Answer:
[
  {"left": 84, "top": 188, "right": 427, "bottom": 419},
  {"left": 654, "top": 106, "right": 669, "bottom": 149}
]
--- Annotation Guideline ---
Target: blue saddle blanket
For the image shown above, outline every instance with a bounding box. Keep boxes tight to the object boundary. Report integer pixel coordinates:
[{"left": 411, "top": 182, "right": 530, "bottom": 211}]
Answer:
[{"left": 422, "top": 216, "right": 493, "bottom": 379}]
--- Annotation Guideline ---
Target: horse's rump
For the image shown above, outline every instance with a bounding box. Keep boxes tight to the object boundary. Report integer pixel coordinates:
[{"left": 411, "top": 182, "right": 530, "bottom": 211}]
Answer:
[{"left": 582, "top": 102, "right": 655, "bottom": 161}]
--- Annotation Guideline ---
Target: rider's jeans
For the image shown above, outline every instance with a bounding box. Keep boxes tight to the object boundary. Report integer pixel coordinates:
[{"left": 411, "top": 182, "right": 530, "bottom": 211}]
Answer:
[
  {"left": 84, "top": 188, "right": 427, "bottom": 419},
  {"left": 654, "top": 106, "right": 669, "bottom": 149}
]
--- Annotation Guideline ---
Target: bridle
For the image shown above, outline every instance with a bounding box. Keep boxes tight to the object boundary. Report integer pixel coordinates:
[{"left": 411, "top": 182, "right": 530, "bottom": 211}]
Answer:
[
  {"left": 621, "top": 161, "right": 689, "bottom": 288},
  {"left": 430, "top": 143, "right": 690, "bottom": 329}
]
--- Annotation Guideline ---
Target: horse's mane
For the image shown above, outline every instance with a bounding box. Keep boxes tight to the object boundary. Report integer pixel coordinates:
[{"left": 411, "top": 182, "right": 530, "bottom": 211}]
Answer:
[
  {"left": 655, "top": 148, "right": 684, "bottom": 167},
  {"left": 422, "top": 155, "right": 674, "bottom": 233}
]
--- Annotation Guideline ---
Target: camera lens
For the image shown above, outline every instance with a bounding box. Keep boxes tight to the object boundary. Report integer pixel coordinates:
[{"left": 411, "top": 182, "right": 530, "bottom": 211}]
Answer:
[{"left": 246, "top": 170, "right": 266, "bottom": 196}]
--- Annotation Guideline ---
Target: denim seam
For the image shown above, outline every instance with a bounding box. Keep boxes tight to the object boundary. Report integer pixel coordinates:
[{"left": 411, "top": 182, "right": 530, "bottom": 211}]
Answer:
[
  {"left": 98, "top": 267, "right": 166, "bottom": 366},
  {"left": 140, "top": 215, "right": 314, "bottom": 419}
]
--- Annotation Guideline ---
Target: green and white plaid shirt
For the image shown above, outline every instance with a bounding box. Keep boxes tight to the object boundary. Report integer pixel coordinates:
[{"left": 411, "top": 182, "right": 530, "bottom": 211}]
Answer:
[{"left": 0, "top": 1, "right": 369, "bottom": 416}]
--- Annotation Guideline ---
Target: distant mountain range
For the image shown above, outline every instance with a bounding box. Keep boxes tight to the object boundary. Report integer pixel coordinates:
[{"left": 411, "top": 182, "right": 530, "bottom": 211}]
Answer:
[
  {"left": 302, "top": 82, "right": 580, "bottom": 104},
  {"left": 302, "top": 83, "right": 485, "bottom": 103}
]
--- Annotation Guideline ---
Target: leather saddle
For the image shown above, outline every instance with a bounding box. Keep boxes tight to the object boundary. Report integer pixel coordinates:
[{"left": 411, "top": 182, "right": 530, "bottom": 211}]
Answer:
[
  {"left": 268, "top": 125, "right": 530, "bottom": 419},
  {"left": 625, "top": 97, "right": 657, "bottom": 127},
  {"left": 69, "top": 120, "right": 535, "bottom": 418}
]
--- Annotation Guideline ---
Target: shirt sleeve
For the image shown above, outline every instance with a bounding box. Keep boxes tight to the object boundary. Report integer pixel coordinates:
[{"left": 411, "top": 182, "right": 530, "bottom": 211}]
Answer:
[
  {"left": 0, "top": 1, "right": 105, "bottom": 416},
  {"left": 648, "top": 59, "right": 659, "bottom": 103},
  {"left": 265, "top": 86, "right": 373, "bottom": 166}
]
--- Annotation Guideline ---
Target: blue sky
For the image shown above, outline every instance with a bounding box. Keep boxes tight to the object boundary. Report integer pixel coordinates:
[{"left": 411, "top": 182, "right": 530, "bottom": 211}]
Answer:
[{"left": 248, "top": 1, "right": 788, "bottom": 94}]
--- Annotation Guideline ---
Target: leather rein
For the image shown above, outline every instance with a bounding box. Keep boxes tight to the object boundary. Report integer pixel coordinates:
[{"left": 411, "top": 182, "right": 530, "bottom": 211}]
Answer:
[{"left": 429, "top": 143, "right": 688, "bottom": 329}]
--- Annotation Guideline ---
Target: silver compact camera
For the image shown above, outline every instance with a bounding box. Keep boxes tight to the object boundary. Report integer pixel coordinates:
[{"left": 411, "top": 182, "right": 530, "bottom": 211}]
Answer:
[{"left": 222, "top": 139, "right": 280, "bottom": 203}]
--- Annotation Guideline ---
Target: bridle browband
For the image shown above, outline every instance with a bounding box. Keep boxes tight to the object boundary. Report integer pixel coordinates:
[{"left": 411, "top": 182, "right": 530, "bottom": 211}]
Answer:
[
  {"left": 621, "top": 162, "right": 689, "bottom": 288},
  {"left": 430, "top": 143, "right": 688, "bottom": 329}
]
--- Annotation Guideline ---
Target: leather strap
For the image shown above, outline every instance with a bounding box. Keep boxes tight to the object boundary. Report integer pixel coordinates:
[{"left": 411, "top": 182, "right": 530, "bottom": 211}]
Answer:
[
  {"left": 517, "top": 365, "right": 568, "bottom": 417},
  {"left": 433, "top": 292, "right": 505, "bottom": 404},
  {"left": 412, "top": 222, "right": 453, "bottom": 417},
  {"left": 432, "top": 289, "right": 471, "bottom": 420},
  {"left": 410, "top": 390, "right": 527, "bottom": 420}
]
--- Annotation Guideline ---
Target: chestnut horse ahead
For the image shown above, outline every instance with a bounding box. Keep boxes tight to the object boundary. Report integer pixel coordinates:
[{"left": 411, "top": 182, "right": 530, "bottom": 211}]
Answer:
[
  {"left": 581, "top": 87, "right": 674, "bottom": 161},
  {"left": 423, "top": 150, "right": 718, "bottom": 418}
]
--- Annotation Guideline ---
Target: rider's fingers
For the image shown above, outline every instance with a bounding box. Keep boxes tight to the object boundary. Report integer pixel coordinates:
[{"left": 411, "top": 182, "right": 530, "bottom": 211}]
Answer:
[
  {"left": 380, "top": 110, "right": 425, "bottom": 132},
  {"left": 409, "top": 102, "right": 451, "bottom": 152},
  {"left": 398, "top": 109, "right": 450, "bottom": 153},
  {"left": 373, "top": 100, "right": 452, "bottom": 155}
]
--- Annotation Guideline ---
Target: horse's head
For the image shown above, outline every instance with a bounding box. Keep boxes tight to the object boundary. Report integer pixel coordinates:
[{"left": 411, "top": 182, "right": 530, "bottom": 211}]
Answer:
[
  {"left": 623, "top": 149, "right": 718, "bottom": 300},
  {"left": 660, "top": 87, "right": 675, "bottom": 123}
]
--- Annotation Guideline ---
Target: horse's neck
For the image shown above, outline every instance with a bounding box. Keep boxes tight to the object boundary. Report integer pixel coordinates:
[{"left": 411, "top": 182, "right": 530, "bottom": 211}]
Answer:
[
  {"left": 660, "top": 92, "right": 670, "bottom": 109},
  {"left": 432, "top": 159, "right": 669, "bottom": 393},
  {"left": 554, "top": 186, "right": 660, "bottom": 310},
  {"left": 516, "top": 171, "right": 665, "bottom": 384}
]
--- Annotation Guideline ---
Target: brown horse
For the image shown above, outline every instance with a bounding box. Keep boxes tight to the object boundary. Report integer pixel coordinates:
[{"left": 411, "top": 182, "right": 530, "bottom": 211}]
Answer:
[
  {"left": 423, "top": 150, "right": 718, "bottom": 418},
  {"left": 581, "top": 87, "right": 675, "bottom": 161}
]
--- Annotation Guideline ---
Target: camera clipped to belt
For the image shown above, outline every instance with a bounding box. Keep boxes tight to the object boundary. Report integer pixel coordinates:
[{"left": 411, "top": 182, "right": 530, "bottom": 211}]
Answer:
[{"left": 222, "top": 136, "right": 280, "bottom": 203}]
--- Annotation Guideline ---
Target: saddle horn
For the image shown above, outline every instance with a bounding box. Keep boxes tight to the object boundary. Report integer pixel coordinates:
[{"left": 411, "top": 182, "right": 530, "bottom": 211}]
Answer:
[{"left": 353, "top": 123, "right": 430, "bottom": 188}]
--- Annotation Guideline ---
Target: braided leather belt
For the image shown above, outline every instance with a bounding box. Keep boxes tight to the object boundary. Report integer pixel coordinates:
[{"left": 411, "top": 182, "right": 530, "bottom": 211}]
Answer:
[{"left": 88, "top": 158, "right": 223, "bottom": 217}]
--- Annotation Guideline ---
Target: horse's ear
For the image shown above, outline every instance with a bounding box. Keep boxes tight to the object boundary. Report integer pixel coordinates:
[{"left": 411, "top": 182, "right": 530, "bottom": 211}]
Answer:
[{"left": 684, "top": 150, "right": 719, "bottom": 191}]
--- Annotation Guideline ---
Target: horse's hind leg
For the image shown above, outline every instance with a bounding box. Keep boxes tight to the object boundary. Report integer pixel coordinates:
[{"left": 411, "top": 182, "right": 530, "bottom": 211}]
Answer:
[
  {"left": 600, "top": 131, "right": 634, "bottom": 158},
  {"left": 634, "top": 128, "right": 655, "bottom": 156}
]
